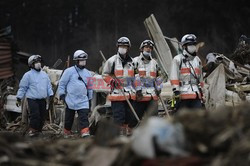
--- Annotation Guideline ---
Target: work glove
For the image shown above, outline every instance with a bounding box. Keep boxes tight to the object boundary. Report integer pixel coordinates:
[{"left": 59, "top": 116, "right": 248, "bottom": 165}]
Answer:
[
  {"left": 155, "top": 89, "right": 161, "bottom": 97},
  {"left": 136, "top": 90, "right": 143, "bottom": 101},
  {"left": 167, "top": 91, "right": 181, "bottom": 114},
  {"left": 110, "top": 78, "right": 121, "bottom": 90},
  {"left": 16, "top": 98, "right": 21, "bottom": 107},
  {"left": 173, "top": 90, "right": 180, "bottom": 100}
]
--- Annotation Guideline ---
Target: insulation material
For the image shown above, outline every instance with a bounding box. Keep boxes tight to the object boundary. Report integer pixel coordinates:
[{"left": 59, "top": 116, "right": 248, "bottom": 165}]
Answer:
[{"left": 204, "top": 64, "right": 226, "bottom": 110}]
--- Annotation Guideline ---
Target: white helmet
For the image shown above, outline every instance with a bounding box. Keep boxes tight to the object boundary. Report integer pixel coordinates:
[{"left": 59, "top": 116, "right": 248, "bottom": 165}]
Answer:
[
  {"left": 73, "top": 50, "right": 88, "bottom": 60},
  {"left": 140, "top": 40, "right": 154, "bottom": 50},
  {"left": 181, "top": 34, "right": 197, "bottom": 46},
  {"left": 28, "top": 55, "right": 41, "bottom": 66},
  {"left": 116, "top": 37, "right": 131, "bottom": 47}
]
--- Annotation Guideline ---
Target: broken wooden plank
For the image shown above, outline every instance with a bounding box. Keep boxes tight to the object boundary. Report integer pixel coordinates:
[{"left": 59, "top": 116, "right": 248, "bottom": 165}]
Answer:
[
  {"left": 227, "top": 84, "right": 250, "bottom": 92},
  {"left": 144, "top": 14, "right": 173, "bottom": 75}
]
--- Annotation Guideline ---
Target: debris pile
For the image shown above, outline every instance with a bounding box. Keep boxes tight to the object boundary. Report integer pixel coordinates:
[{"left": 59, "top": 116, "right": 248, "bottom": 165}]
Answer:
[
  {"left": 0, "top": 26, "right": 21, "bottom": 130},
  {"left": 1, "top": 104, "right": 250, "bottom": 165},
  {"left": 175, "top": 104, "right": 250, "bottom": 166},
  {"left": 0, "top": 132, "right": 93, "bottom": 166},
  {"left": 232, "top": 39, "right": 250, "bottom": 65}
]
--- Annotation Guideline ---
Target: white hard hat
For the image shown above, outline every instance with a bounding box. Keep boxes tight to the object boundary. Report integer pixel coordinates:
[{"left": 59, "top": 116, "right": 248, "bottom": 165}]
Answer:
[
  {"left": 28, "top": 55, "right": 41, "bottom": 66},
  {"left": 116, "top": 37, "right": 131, "bottom": 47},
  {"left": 181, "top": 34, "right": 197, "bottom": 46},
  {"left": 73, "top": 50, "right": 88, "bottom": 60},
  {"left": 140, "top": 40, "right": 154, "bottom": 49}
]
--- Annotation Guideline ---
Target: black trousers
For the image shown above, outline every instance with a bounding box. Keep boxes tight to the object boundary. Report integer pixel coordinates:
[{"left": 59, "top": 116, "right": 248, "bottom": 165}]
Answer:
[
  {"left": 176, "top": 99, "right": 203, "bottom": 111},
  {"left": 27, "top": 98, "right": 47, "bottom": 131},
  {"left": 64, "top": 107, "right": 90, "bottom": 131},
  {"left": 129, "top": 100, "right": 158, "bottom": 128},
  {"left": 111, "top": 100, "right": 134, "bottom": 126}
]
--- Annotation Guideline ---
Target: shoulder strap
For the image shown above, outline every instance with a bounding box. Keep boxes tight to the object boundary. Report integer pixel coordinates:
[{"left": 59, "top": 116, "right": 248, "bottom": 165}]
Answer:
[
  {"left": 187, "top": 61, "right": 200, "bottom": 83},
  {"left": 111, "top": 55, "right": 119, "bottom": 74},
  {"left": 74, "top": 66, "right": 89, "bottom": 98},
  {"left": 111, "top": 61, "right": 115, "bottom": 75},
  {"left": 187, "top": 61, "right": 203, "bottom": 98},
  {"left": 179, "top": 58, "right": 183, "bottom": 70}
]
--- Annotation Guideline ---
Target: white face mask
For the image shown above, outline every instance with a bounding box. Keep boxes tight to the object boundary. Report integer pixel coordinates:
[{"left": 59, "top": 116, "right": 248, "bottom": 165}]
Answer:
[
  {"left": 118, "top": 47, "right": 127, "bottom": 55},
  {"left": 79, "top": 60, "right": 86, "bottom": 66},
  {"left": 34, "top": 62, "right": 41, "bottom": 70},
  {"left": 187, "top": 45, "right": 197, "bottom": 54},
  {"left": 143, "top": 51, "right": 151, "bottom": 58}
]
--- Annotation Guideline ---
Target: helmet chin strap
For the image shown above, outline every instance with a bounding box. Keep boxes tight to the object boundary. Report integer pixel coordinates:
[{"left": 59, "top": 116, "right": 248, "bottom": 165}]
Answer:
[
  {"left": 184, "top": 46, "right": 197, "bottom": 56},
  {"left": 119, "top": 53, "right": 128, "bottom": 59},
  {"left": 75, "top": 60, "right": 86, "bottom": 69},
  {"left": 32, "top": 67, "right": 41, "bottom": 72},
  {"left": 142, "top": 53, "right": 152, "bottom": 61},
  {"left": 183, "top": 50, "right": 196, "bottom": 60},
  {"left": 77, "top": 64, "right": 85, "bottom": 69},
  {"left": 190, "top": 51, "right": 196, "bottom": 56},
  {"left": 31, "top": 63, "right": 41, "bottom": 72}
]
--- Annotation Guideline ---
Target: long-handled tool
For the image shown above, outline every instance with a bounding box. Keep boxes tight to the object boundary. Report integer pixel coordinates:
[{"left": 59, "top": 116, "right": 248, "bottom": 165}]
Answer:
[
  {"left": 52, "top": 59, "right": 63, "bottom": 69},
  {"left": 158, "top": 95, "right": 170, "bottom": 118},
  {"left": 153, "top": 80, "right": 170, "bottom": 118},
  {"left": 113, "top": 76, "right": 141, "bottom": 123},
  {"left": 100, "top": 51, "right": 141, "bottom": 124}
]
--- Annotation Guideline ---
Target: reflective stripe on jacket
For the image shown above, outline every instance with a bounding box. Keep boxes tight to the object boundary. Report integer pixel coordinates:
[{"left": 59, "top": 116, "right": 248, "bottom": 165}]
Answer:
[
  {"left": 170, "top": 54, "right": 204, "bottom": 100},
  {"left": 102, "top": 54, "right": 136, "bottom": 101},
  {"left": 133, "top": 54, "right": 162, "bottom": 101}
]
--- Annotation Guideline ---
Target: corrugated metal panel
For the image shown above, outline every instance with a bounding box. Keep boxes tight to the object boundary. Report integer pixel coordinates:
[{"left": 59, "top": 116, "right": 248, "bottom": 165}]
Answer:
[
  {"left": 0, "top": 67, "right": 12, "bottom": 71},
  {"left": 0, "top": 46, "right": 11, "bottom": 49},
  {"left": 0, "top": 51, "right": 11, "bottom": 55},
  {"left": 0, "top": 26, "right": 14, "bottom": 79}
]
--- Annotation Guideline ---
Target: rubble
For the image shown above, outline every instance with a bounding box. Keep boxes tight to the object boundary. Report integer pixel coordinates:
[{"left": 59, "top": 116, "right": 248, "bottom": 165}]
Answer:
[
  {"left": 232, "top": 41, "right": 250, "bottom": 66},
  {"left": 0, "top": 26, "right": 28, "bottom": 130},
  {"left": 1, "top": 104, "right": 250, "bottom": 165},
  {"left": 1, "top": 14, "right": 250, "bottom": 166},
  {"left": 174, "top": 104, "right": 250, "bottom": 165}
]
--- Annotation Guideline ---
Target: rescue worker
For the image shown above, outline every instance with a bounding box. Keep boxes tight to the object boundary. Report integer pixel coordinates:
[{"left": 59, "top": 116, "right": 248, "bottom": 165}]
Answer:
[
  {"left": 130, "top": 40, "right": 162, "bottom": 127},
  {"left": 16, "top": 55, "right": 53, "bottom": 136},
  {"left": 58, "top": 50, "right": 93, "bottom": 138},
  {"left": 170, "top": 34, "right": 204, "bottom": 111},
  {"left": 102, "top": 37, "right": 135, "bottom": 135}
]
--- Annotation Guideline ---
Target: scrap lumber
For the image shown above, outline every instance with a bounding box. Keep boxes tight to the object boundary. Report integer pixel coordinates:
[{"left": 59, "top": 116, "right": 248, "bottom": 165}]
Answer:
[{"left": 144, "top": 14, "right": 173, "bottom": 75}]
